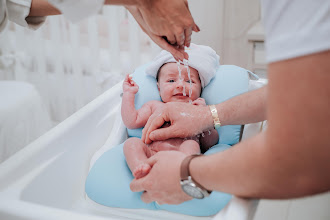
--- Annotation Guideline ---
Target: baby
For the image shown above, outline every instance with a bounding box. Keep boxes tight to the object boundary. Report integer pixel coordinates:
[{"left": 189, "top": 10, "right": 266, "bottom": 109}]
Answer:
[{"left": 122, "top": 44, "right": 220, "bottom": 179}]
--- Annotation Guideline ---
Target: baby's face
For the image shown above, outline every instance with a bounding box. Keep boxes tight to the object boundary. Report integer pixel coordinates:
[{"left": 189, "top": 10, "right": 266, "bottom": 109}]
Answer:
[{"left": 157, "top": 63, "right": 202, "bottom": 103}]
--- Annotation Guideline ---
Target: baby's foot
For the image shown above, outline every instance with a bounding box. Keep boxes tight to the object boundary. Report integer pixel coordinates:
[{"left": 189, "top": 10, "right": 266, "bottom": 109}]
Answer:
[{"left": 133, "top": 163, "right": 151, "bottom": 179}]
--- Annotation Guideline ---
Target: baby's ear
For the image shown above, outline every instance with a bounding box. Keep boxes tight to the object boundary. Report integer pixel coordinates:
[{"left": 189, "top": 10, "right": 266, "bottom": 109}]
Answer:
[{"left": 157, "top": 83, "right": 160, "bottom": 92}]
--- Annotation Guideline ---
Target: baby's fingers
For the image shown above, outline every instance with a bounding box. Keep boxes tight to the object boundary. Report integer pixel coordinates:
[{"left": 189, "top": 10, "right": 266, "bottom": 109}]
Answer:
[{"left": 124, "top": 74, "right": 129, "bottom": 83}]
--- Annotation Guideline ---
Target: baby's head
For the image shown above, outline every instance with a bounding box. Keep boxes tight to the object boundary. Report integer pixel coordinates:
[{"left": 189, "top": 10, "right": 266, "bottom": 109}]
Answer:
[
  {"left": 146, "top": 43, "right": 220, "bottom": 103},
  {"left": 157, "top": 62, "right": 202, "bottom": 103}
]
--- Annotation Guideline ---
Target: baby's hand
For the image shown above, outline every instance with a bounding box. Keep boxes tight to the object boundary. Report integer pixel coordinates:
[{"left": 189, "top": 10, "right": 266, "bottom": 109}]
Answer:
[
  {"left": 123, "top": 74, "right": 139, "bottom": 94},
  {"left": 192, "top": 98, "right": 206, "bottom": 106}
]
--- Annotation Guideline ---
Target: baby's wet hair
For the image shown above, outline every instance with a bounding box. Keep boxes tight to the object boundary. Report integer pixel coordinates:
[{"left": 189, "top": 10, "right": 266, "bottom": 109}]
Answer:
[{"left": 156, "top": 63, "right": 167, "bottom": 82}]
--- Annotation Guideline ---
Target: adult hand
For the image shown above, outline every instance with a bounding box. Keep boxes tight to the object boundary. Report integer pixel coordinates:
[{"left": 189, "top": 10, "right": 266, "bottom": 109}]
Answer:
[
  {"left": 130, "top": 151, "right": 192, "bottom": 204},
  {"left": 126, "top": 5, "right": 195, "bottom": 61},
  {"left": 141, "top": 102, "right": 213, "bottom": 144},
  {"left": 138, "top": 0, "right": 199, "bottom": 46}
]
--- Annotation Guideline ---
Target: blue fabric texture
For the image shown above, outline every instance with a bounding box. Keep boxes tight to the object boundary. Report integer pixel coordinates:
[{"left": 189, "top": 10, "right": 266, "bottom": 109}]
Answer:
[
  {"left": 85, "top": 64, "right": 250, "bottom": 216},
  {"left": 86, "top": 143, "right": 232, "bottom": 216}
]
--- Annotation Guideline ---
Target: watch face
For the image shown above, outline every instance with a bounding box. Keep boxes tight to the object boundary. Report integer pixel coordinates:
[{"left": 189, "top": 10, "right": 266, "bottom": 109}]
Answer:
[{"left": 182, "top": 184, "right": 204, "bottom": 199}]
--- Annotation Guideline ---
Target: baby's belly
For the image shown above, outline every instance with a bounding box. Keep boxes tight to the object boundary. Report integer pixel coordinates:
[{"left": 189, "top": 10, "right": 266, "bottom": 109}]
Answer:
[{"left": 148, "top": 138, "right": 184, "bottom": 153}]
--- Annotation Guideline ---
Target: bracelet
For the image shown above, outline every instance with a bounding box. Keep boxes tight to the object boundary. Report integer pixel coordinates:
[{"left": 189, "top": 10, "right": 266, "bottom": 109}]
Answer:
[{"left": 209, "top": 105, "right": 221, "bottom": 129}]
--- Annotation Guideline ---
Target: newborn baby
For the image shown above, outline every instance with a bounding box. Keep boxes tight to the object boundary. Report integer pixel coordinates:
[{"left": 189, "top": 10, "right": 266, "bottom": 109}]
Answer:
[{"left": 122, "top": 44, "right": 220, "bottom": 179}]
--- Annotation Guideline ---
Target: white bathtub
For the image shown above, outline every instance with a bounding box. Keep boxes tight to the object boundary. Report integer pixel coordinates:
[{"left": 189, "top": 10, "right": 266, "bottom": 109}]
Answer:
[{"left": 0, "top": 81, "right": 261, "bottom": 220}]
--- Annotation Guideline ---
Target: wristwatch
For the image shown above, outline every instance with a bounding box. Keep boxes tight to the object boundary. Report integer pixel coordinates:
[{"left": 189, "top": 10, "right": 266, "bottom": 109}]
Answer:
[{"left": 180, "top": 154, "right": 212, "bottom": 199}]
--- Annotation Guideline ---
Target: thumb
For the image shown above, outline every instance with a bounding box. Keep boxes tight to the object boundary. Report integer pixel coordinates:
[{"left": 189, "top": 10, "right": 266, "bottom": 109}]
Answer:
[
  {"left": 130, "top": 177, "right": 146, "bottom": 192},
  {"left": 130, "top": 155, "right": 158, "bottom": 192},
  {"left": 193, "top": 24, "right": 200, "bottom": 32},
  {"left": 149, "top": 125, "right": 180, "bottom": 141}
]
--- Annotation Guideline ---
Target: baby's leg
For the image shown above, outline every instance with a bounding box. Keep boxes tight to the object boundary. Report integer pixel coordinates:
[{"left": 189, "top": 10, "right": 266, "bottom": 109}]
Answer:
[
  {"left": 123, "top": 137, "right": 151, "bottom": 179},
  {"left": 179, "top": 140, "right": 201, "bottom": 155}
]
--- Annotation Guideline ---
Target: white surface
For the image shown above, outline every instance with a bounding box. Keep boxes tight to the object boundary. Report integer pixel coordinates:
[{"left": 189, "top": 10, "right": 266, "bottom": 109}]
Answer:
[
  {"left": 0, "top": 11, "right": 157, "bottom": 122},
  {"left": 261, "top": 0, "right": 330, "bottom": 63},
  {"left": 48, "top": 0, "right": 104, "bottom": 22},
  {"left": 0, "top": 81, "right": 51, "bottom": 163},
  {"left": 0, "top": 81, "right": 259, "bottom": 220},
  {"left": 254, "top": 192, "right": 330, "bottom": 220},
  {"left": 6, "top": 0, "right": 45, "bottom": 30}
]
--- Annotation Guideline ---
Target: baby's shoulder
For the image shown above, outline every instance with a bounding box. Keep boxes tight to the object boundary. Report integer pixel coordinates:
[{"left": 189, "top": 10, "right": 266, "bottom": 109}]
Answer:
[{"left": 145, "top": 100, "right": 164, "bottom": 110}]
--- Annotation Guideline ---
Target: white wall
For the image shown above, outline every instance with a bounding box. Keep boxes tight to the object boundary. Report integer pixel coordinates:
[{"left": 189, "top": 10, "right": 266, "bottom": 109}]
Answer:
[
  {"left": 189, "top": 0, "right": 225, "bottom": 57},
  {"left": 189, "top": 0, "right": 261, "bottom": 68}
]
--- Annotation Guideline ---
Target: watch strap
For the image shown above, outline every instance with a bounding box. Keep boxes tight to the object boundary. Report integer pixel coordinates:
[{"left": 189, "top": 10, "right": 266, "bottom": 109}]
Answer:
[{"left": 180, "top": 154, "right": 212, "bottom": 194}]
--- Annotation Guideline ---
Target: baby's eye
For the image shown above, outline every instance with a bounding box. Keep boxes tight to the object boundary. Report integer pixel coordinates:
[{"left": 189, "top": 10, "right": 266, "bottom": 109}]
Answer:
[
  {"left": 186, "top": 80, "right": 192, "bottom": 83},
  {"left": 168, "top": 79, "right": 175, "bottom": 83}
]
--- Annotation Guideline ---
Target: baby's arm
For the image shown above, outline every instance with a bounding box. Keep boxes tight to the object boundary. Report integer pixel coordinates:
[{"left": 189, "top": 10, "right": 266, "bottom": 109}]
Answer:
[{"left": 121, "top": 74, "right": 156, "bottom": 129}]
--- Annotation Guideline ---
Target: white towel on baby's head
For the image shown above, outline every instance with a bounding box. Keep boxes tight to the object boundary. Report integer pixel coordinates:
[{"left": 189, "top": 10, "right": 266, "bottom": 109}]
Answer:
[{"left": 145, "top": 43, "right": 220, "bottom": 88}]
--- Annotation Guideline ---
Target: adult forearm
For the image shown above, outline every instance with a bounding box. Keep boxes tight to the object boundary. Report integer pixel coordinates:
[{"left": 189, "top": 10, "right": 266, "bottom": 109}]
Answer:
[
  {"left": 216, "top": 86, "right": 267, "bottom": 126},
  {"left": 191, "top": 51, "right": 330, "bottom": 199},
  {"left": 192, "top": 129, "right": 329, "bottom": 199},
  {"left": 105, "top": 0, "right": 142, "bottom": 5},
  {"left": 28, "top": 0, "right": 142, "bottom": 17},
  {"left": 191, "top": 133, "right": 300, "bottom": 198},
  {"left": 29, "top": 0, "right": 61, "bottom": 16}
]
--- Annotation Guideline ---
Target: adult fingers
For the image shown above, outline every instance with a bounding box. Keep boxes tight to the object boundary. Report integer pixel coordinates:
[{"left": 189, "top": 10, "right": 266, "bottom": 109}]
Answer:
[
  {"left": 178, "top": 45, "right": 189, "bottom": 60},
  {"left": 142, "top": 111, "right": 169, "bottom": 144},
  {"left": 140, "top": 191, "right": 154, "bottom": 204},
  {"left": 153, "top": 35, "right": 186, "bottom": 61},
  {"left": 193, "top": 23, "right": 200, "bottom": 32},
  {"left": 130, "top": 177, "right": 146, "bottom": 193},
  {"left": 130, "top": 156, "right": 158, "bottom": 192},
  {"left": 175, "top": 29, "right": 185, "bottom": 47},
  {"left": 184, "top": 27, "right": 192, "bottom": 47},
  {"left": 149, "top": 126, "right": 180, "bottom": 142},
  {"left": 163, "top": 35, "right": 176, "bottom": 45},
  {"left": 141, "top": 112, "right": 156, "bottom": 143},
  {"left": 183, "top": 0, "right": 199, "bottom": 33}
]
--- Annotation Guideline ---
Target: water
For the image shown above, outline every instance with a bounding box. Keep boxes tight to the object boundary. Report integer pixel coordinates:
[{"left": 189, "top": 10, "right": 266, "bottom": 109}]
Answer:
[
  {"left": 177, "top": 61, "right": 182, "bottom": 81},
  {"left": 177, "top": 59, "right": 193, "bottom": 104},
  {"left": 176, "top": 61, "right": 186, "bottom": 96},
  {"left": 184, "top": 59, "right": 192, "bottom": 99}
]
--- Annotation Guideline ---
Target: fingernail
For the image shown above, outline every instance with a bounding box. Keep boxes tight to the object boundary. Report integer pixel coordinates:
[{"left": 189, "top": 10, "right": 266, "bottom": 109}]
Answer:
[
  {"left": 176, "top": 55, "right": 183, "bottom": 61},
  {"left": 195, "top": 24, "right": 200, "bottom": 32},
  {"left": 184, "top": 52, "right": 189, "bottom": 60}
]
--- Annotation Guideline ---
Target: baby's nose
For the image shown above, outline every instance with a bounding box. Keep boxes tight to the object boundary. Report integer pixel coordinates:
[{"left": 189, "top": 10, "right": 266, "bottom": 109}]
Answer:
[{"left": 176, "top": 80, "right": 184, "bottom": 88}]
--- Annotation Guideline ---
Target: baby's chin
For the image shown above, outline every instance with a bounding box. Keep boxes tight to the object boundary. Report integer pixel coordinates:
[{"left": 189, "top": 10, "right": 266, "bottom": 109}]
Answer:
[{"left": 166, "top": 97, "right": 194, "bottom": 103}]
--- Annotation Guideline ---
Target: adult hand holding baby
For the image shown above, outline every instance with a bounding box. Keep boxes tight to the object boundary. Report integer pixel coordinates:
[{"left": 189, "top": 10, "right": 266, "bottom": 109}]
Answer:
[
  {"left": 130, "top": 150, "right": 192, "bottom": 204},
  {"left": 141, "top": 102, "right": 213, "bottom": 145}
]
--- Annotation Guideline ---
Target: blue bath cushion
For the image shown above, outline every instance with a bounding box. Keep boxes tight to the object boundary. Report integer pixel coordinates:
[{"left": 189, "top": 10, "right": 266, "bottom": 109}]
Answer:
[
  {"left": 127, "top": 63, "right": 250, "bottom": 145},
  {"left": 86, "top": 143, "right": 232, "bottom": 216},
  {"left": 85, "top": 63, "right": 251, "bottom": 216}
]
